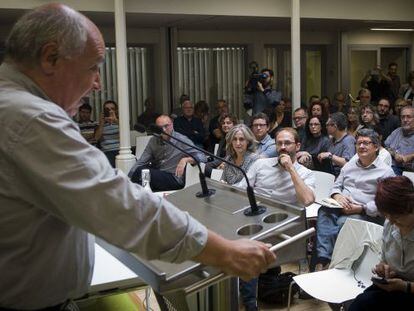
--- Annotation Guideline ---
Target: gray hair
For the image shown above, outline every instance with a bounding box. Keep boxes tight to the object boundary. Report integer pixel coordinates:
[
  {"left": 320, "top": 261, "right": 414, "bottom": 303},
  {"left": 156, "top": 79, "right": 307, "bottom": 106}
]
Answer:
[
  {"left": 355, "top": 128, "right": 381, "bottom": 147},
  {"left": 5, "top": 4, "right": 89, "bottom": 66},
  {"left": 225, "top": 124, "right": 257, "bottom": 159},
  {"left": 329, "top": 112, "right": 348, "bottom": 131}
]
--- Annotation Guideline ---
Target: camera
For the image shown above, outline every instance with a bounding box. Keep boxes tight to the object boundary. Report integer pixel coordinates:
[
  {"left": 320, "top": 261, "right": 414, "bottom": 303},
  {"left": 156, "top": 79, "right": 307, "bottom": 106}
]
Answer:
[{"left": 244, "top": 61, "right": 268, "bottom": 95}]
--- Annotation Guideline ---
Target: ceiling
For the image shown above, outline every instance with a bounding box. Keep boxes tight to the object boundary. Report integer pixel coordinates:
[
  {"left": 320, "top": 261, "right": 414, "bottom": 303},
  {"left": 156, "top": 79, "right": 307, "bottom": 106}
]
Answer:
[{"left": 0, "top": 8, "right": 413, "bottom": 33}]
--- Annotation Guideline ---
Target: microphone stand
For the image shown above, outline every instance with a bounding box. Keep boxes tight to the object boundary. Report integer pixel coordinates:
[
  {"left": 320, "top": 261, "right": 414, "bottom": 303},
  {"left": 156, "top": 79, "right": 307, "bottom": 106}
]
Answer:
[
  {"left": 152, "top": 133, "right": 215, "bottom": 198},
  {"left": 150, "top": 125, "right": 266, "bottom": 216}
]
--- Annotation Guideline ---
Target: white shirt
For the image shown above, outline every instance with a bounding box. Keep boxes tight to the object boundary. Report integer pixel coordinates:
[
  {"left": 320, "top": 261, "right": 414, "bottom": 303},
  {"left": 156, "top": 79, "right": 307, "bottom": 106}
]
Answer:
[
  {"left": 234, "top": 157, "right": 315, "bottom": 206},
  {"left": 0, "top": 63, "right": 208, "bottom": 309}
]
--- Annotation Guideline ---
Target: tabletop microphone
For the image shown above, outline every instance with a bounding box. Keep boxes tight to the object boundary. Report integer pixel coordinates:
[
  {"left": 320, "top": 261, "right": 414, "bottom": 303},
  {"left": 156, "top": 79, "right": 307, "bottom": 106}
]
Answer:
[
  {"left": 150, "top": 132, "right": 215, "bottom": 198},
  {"left": 149, "top": 124, "right": 266, "bottom": 216}
]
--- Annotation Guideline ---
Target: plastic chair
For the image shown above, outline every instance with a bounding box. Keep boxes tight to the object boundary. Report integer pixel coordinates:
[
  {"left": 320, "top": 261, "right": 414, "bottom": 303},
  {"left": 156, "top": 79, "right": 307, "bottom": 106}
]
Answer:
[
  {"left": 135, "top": 136, "right": 152, "bottom": 160},
  {"left": 305, "top": 170, "right": 335, "bottom": 219},
  {"left": 287, "top": 218, "right": 383, "bottom": 310},
  {"left": 403, "top": 171, "right": 414, "bottom": 183},
  {"left": 130, "top": 130, "right": 146, "bottom": 147},
  {"left": 184, "top": 162, "right": 200, "bottom": 188}
]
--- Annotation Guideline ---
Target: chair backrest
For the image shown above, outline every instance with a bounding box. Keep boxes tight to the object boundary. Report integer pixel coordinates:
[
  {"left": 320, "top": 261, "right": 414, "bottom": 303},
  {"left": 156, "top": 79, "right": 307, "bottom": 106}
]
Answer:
[
  {"left": 184, "top": 163, "right": 200, "bottom": 188},
  {"left": 135, "top": 136, "right": 152, "bottom": 159},
  {"left": 403, "top": 171, "right": 414, "bottom": 183},
  {"left": 130, "top": 130, "right": 146, "bottom": 147},
  {"left": 211, "top": 169, "right": 223, "bottom": 181},
  {"left": 312, "top": 170, "right": 335, "bottom": 202}
]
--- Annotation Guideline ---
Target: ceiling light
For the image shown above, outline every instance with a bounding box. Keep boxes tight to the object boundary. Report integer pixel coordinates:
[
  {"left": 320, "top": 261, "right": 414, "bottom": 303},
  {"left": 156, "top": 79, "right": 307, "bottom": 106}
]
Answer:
[{"left": 370, "top": 28, "right": 414, "bottom": 32}]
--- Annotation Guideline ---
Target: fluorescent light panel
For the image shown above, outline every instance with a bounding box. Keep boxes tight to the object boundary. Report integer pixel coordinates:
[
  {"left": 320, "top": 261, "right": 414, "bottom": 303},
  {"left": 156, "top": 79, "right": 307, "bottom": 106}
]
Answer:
[{"left": 370, "top": 28, "right": 414, "bottom": 32}]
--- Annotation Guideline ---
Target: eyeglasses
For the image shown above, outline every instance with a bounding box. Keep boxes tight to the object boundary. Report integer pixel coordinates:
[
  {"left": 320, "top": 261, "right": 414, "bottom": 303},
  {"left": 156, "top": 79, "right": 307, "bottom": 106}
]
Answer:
[
  {"left": 276, "top": 141, "right": 295, "bottom": 147},
  {"left": 309, "top": 123, "right": 321, "bottom": 127},
  {"left": 356, "top": 141, "right": 375, "bottom": 147},
  {"left": 252, "top": 123, "right": 268, "bottom": 128},
  {"left": 159, "top": 123, "right": 172, "bottom": 130}
]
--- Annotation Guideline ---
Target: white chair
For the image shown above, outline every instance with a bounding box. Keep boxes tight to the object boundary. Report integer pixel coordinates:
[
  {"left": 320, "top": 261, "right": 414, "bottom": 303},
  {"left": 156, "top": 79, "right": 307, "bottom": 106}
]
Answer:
[
  {"left": 403, "top": 171, "right": 414, "bottom": 183},
  {"left": 287, "top": 218, "right": 383, "bottom": 310},
  {"left": 129, "top": 130, "right": 146, "bottom": 147},
  {"left": 184, "top": 163, "right": 200, "bottom": 188},
  {"left": 135, "top": 136, "right": 152, "bottom": 159},
  {"left": 210, "top": 168, "right": 223, "bottom": 181},
  {"left": 305, "top": 170, "right": 335, "bottom": 219}
]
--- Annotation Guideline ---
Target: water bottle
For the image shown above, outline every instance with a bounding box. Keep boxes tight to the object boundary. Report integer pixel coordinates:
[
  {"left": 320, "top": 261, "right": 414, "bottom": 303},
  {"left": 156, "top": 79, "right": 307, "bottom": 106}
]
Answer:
[{"left": 141, "top": 169, "right": 152, "bottom": 191}]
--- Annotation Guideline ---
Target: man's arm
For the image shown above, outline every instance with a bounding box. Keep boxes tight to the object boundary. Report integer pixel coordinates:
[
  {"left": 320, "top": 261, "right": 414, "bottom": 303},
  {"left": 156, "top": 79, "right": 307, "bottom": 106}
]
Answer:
[
  {"left": 279, "top": 155, "right": 315, "bottom": 206},
  {"left": 193, "top": 230, "right": 276, "bottom": 281}
]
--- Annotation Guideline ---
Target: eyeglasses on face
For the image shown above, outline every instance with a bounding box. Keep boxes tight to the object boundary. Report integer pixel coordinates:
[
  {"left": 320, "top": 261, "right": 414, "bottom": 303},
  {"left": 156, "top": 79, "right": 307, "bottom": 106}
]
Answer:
[
  {"left": 356, "top": 141, "right": 374, "bottom": 147},
  {"left": 276, "top": 141, "right": 295, "bottom": 147},
  {"left": 159, "top": 123, "right": 172, "bottom": 130},
  {"left": 252, "top": 123, "right": 268, "bottom": 128}
]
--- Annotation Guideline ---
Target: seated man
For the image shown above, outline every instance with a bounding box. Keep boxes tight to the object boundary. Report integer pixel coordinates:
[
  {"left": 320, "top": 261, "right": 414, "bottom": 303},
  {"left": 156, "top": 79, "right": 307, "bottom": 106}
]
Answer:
[
  {"left": 173, "top": 96, "right": 206, "bottom": 148},
  {"left": 315, "top": 129, "right": 395, "bottom": 270},
  {"left": 234, "top": 127, "right": 315, "bottom": 311},
  {"left": 76, "top": 100, "right": 98, "bottom": 146},
  {"left": 129, "top": 115, "right": 206, "bottom": 191},
  {"left": 236, "top": 127, "right": 315, "bottom": 206},
  {"left": 250, "top": 112, "right": 277, "bottom": 158},
  {"left": 385, "top": 106, "right": 414, "bottom": 175},
  {"left": 317, "top": 112, "right": 356, "bottom": 176}
]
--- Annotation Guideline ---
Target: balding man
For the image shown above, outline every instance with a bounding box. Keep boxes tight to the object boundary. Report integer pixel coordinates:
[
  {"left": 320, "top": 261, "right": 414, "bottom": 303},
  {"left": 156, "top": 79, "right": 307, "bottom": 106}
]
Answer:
[
  {"left": 0, "top": 5, "right": 275, "bottom": 310},
  {"left": 129, "top": 114, "right": 206, "bottom": 191}
]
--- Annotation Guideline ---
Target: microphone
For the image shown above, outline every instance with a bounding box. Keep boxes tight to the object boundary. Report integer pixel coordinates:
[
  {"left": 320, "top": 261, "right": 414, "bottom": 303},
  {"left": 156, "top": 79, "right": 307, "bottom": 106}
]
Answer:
[
  {"left": 150, "top": 132, "right": 215, "bottom": 198},
  {"left": 149, "top": 124, "right": 266, "bottom": 216}
]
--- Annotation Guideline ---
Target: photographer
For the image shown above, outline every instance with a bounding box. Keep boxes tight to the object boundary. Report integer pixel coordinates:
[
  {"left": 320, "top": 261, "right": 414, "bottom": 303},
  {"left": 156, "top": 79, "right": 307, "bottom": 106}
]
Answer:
[
  {"left": 244, "top": 65, "right": 282, "bottom": 116},
  {"left": 360, "top": 66, "right": 392, "bottom": 105}
]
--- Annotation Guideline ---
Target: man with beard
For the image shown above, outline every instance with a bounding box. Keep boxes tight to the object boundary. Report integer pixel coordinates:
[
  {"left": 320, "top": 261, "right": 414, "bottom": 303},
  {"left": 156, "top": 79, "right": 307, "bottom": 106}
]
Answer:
[
  {"left": 377, "top": 98, "right": 400, "bottom": 142},
  {"left": 243, "top": 68, "right": 282, "bottom": 116},
  {"left": 234, "top": 127, "right": 315, "bottom": 311}
]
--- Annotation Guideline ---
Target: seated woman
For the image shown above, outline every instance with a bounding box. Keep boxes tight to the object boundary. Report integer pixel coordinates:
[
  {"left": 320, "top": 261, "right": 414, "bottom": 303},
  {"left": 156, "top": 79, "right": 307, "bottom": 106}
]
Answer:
[
  {"left": 296, "top": 116, "right": 330, "bottom": 169},
  {"left": 204, "top": 113, "right": 237, "bottom": 177},
  {"left": 268, "top": 98, "right": 292, "bottom": 138},
  {"left": 347, "top": 106, "right": 360, "bottom": 136},
  {"left": 308, "top": 101, "right": 329, "bottom": 125},
  {"left": 221, "top": 124, "right": 258, "bottom": 185},
  {"left": 350, "top": 176, "right": 414, "bottom": 311}
]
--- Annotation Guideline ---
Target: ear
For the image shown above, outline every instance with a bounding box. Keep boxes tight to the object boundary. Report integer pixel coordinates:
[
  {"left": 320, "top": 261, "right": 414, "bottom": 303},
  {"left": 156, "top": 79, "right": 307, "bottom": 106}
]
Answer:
[
  {"left": 295, "top": 142, "right": 301, "bottom": 152},
  {"left": 39, "top": 42, "right": 60, "bottom": 75}
]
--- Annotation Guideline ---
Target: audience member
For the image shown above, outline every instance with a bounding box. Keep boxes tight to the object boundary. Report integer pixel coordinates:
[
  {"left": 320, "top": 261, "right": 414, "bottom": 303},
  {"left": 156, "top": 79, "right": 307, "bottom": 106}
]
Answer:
[
  {"left": 194, "top": 100, "right": 210, "bottom": 148},
  {"left": 377, "top": 98, "right": 400, "bottom": 141},
  {"left": 293, "top": 107, "right": 308, "bottom": 142},
  {"left": 384, "top": 106, "right": 414, "bottom": 175},
  {"left": 356, "top": 103, "right": 379, "bottom": 133},
  {"left": 347, "top": 106, "right": 360, "bottom": 136},
  {"left": 307, "top": 94, "right": 320, "bottom": 108},
  {"left": 208, "top": 99, "right": 229, "bottom": 149},
  {"left": 136, "top": 97, "right": 160, "bottom": 130},
  {"left": 358, "top": 88, "right": 372, "bottom": 106},
  {"left": 243, "top": 68, "right": 282, "bottom": 115},
  {"left": 399, "top": 71, "right": 414, "bottom": 105},
  {"left": 317, "top": 112, "right": 356, "bottom": 176},
  {"left": 129, "top": 115, "right": 207, "bottom": 191},
  {"left": 222, "top": 124, "right": 258, "bottom": 185},
  {"left": 320, "top": 96, "right": 331, "bottom": 114},
  {"left": 315, "top": 129, "right": 395, "bottom": 271},
  {"left": 268, "top": 99, "right": 292, "bottom": 138},
  {"left": 204, "top": 113, "right": 237, "bottom": 177},
  {"left": 349, "top": 176, "right": 414, "bottom": 311},
  {"left": 394, "top": 98, "right": 408, "bottom": 117},
  {"left": 360, "top": 66, "right": 392, "bottom": 104},
  {"left": 173, "top": 96, "right": 206, "bottom": 148},
  {"left": 77, "top": 100, "right": 98, "bottom": 146},
  {"left": 308, "top": 100, "right": 329, "bottom": 124},
  {"left": 297, "top": 116, "right": 330, "bottom": 170},
  {"left": 331, "top": 91, "right": 347, "bottom": 113},
  {"left": 235, "top": 127, "right": 315, "bottom": 311},
  {"left": 387, "top": 62, "right": 401, "bottom": 104},
  {"left": 251, "top": 113, "right": 277, "bottom": 158},
  {"left": 95, "top": 100, "right": 120, "bottom": 167}
]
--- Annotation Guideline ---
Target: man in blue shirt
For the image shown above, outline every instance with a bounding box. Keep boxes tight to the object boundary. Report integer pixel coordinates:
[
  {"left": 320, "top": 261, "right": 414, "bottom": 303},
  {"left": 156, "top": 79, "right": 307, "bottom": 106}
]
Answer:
[{"left": 250, "top": 113, "right": 277, "bottom": 158}]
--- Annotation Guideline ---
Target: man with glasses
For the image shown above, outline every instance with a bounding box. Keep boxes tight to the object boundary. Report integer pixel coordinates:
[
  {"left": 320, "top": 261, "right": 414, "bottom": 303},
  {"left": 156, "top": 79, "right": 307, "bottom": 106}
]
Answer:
[
  {"left": 236, "top": 128, "right": 315, "bottom": 207},
  {"left": 385, "top": 106, "right": 414, "bottom": 175},
  {"left": 129, "top": 115, "right": 206, "bottom": 191},
  {"left": 315, "top": 129, "right": 395, "bottom": 271},
  {"left": 317, "top": 112, "right": 356, "bottom": 176},
  {"left": 357, "top": 88, "right": 372, "bottom": 106},
  {"left": 293, "top": 107, "right": 308, "bottom": 142},
  {"left": 250, "top": 113, "right": 277, "bottom": 158}
]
